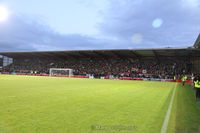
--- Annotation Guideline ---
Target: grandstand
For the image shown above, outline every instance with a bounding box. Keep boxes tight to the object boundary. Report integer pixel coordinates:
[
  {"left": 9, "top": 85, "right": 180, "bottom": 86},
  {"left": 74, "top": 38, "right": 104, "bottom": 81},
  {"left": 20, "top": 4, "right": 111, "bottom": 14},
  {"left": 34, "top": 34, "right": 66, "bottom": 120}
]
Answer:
[{"left": 0, "top": 47, "right": 200, "bottom": 78}]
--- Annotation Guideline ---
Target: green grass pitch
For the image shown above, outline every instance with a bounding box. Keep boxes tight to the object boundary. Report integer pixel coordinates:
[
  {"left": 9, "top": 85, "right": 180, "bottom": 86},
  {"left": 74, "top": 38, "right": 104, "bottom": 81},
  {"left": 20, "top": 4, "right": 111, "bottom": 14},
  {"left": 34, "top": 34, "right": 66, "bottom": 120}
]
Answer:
[{"left": 0, "top": 75, "right": 200, "bottom": 133}]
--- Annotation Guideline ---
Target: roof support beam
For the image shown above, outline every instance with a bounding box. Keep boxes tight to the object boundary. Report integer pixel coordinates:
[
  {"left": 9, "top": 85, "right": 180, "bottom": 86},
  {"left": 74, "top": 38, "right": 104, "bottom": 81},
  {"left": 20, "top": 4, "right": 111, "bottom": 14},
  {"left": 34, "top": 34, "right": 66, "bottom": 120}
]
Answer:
[
  {"left": 93, "top": 51, "right": 107, "bottom": 58},
  {"left": 78, "top": 52, "right": 93, "bottom": 58},
  {"left": 152, "top": 50, "right": 160, "bottom": 61},
  {"left": 111, "top": 51, "right": 125, "bottom": 59},
  {"left": 130, "top": 51, "right": 142, "bottom": 59}
]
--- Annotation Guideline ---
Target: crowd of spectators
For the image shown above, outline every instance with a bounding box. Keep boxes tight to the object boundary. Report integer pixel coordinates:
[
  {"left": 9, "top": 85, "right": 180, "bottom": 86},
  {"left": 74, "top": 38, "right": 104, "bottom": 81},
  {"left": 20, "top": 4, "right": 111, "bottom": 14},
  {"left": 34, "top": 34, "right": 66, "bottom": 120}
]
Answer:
[{"left": 2, "top": 57, "right": 192, "bottom": 79}]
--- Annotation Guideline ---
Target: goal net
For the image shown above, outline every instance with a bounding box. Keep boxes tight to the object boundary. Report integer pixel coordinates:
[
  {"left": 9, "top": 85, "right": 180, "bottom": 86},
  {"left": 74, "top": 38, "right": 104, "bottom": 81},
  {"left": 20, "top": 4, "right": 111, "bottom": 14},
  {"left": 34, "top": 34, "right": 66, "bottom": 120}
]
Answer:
[{"left": 49, "top": 68, "right": 74, "bottom": 77}]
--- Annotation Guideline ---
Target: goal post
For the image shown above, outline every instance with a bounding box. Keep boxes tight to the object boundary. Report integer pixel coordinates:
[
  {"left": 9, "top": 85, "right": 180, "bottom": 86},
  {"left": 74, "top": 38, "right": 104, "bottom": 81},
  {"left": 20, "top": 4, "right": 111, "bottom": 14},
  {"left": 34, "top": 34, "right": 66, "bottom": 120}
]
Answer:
[{"left": 49, "top": 68, "right": 74, "bottom": 77}]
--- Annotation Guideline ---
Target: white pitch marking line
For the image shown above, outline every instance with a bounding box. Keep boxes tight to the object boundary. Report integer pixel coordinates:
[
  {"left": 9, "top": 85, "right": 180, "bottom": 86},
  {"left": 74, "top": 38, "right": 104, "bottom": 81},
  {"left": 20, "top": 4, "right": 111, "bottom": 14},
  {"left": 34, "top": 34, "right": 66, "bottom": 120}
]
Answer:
[{"left": 161, "top": 83, "right": 177, "bottom": 133}]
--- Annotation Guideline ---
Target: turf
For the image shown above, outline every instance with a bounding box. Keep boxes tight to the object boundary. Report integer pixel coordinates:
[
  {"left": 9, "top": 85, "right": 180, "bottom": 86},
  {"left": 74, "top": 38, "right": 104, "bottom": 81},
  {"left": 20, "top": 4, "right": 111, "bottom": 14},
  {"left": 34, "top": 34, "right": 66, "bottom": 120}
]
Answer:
[
  {"left": 0, "top": 75, "right": 178, "bottom": 133},
  {"left": 168, "top": 84, "right": 200, "bottom": 133}
]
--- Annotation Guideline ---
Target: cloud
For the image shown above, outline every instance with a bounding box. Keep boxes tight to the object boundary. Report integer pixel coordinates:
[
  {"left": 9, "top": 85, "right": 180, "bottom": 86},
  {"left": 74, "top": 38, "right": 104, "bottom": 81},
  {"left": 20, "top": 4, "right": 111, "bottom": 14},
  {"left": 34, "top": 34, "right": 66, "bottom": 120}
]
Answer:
[
  {"left": 0, "top": 0, "right": 200, "bottom": 52},
  {"left": 0, "top": 13, "right": 116, "bottom": 52},
  {"left": 99, "top": 0, "right": 200, "bottom": 48}
]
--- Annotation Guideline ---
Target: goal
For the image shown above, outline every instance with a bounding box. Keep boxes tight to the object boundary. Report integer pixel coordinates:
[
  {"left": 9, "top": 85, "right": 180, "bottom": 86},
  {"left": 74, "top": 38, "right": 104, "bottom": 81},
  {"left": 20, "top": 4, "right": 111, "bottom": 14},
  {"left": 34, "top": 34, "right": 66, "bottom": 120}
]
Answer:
[{"left": 49, "top": 68, "right": 74, "bottom": 77}]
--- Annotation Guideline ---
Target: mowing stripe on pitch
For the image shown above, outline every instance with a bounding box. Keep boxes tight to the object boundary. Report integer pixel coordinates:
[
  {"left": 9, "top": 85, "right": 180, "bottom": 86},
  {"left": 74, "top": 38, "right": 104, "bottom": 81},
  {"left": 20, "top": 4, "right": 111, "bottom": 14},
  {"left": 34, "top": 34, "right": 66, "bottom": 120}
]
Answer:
[{"left": 161, "top": 83, "right": 177, "bottom": 133}]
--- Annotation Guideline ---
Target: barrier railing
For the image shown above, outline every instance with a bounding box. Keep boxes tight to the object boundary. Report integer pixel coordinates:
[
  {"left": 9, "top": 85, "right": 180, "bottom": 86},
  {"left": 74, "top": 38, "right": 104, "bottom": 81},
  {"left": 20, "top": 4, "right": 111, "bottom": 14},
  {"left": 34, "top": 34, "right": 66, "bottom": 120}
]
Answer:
[{"left": 0, "top": 73, "right": 192, "bottom": 83}]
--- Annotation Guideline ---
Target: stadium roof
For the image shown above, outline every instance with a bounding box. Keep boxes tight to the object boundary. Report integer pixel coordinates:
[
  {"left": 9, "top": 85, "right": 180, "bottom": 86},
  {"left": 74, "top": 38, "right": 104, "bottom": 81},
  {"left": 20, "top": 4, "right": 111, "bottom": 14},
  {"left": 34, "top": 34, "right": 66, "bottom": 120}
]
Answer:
[
  {"left": 0, "top": 48, "right": 200, "bottom": 59},
  {"left": 194, "top": 33, "right": 200, "bottom": 48}
]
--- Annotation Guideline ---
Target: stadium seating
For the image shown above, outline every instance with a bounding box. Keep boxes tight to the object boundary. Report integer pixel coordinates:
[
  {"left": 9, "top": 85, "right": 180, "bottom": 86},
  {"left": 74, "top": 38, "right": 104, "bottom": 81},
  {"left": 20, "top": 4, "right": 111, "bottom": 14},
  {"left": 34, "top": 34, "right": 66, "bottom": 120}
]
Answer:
[{"left": 2, "top": 57, "right": 191, "bottom": 79}]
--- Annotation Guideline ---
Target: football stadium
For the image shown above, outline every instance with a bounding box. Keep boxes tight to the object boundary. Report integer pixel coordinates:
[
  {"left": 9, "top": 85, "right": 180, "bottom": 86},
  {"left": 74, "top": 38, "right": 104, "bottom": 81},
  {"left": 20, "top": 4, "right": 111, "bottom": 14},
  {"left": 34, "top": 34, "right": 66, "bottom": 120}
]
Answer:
[
  {"left": 0, "top": 36, "right": 200, "bottom": 133},
  {"left": 1, "top": 1, "right": 200, "bottom": 133}
]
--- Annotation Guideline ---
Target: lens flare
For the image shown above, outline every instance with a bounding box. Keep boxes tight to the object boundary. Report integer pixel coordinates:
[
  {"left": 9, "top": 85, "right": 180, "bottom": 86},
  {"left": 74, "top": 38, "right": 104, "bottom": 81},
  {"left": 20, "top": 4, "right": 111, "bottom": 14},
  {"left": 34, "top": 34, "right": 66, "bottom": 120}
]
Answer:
[
  {"left": 131, "top": 33, "right": 143, "bottom": 44},
  {"left": 152, "top": 18, "right": 163, "bottom": 28},
  {"left": 0, "top": 5, "right": 9, "bottom": 22}
]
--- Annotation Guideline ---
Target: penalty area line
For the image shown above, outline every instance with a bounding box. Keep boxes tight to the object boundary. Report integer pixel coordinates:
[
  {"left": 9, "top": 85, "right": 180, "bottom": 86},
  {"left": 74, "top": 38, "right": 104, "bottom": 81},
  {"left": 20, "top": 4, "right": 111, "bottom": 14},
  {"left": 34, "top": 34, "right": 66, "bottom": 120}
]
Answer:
[{"left": 160, "top": 83, "right": 177, "bottom": 133}]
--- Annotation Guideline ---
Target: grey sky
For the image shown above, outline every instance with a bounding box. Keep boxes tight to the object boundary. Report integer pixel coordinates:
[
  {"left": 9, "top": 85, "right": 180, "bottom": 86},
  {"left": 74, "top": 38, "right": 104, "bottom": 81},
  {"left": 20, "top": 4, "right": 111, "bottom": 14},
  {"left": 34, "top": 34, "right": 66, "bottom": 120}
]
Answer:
[{"left": 0, "top": 0, "right": 200, "bottom": 52}]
